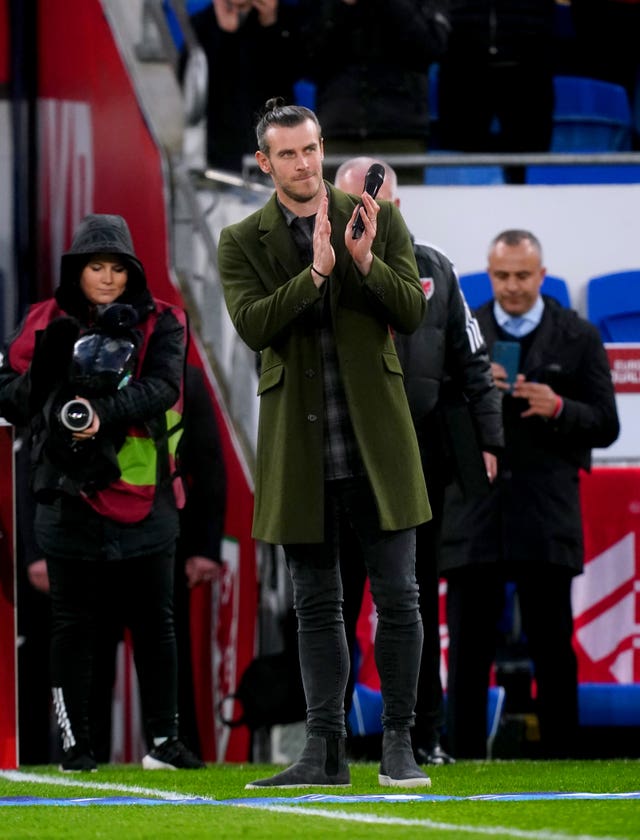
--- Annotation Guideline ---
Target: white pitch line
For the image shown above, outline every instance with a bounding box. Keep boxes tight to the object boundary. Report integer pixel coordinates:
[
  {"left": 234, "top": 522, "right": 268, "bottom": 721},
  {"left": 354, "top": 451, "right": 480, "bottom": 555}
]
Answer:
[
  {"left": 237, "top": 802, "right": 632, "bottom": 840},
  {"left": 1, "top": 770, "right": 633, "bottom": 840},
  {"left": 0, "top": 770, "right": 213, "bottom": 802}
]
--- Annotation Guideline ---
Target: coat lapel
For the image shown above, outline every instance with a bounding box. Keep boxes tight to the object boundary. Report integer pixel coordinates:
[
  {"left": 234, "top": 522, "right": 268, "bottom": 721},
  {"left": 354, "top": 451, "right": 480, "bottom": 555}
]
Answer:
[
  {"left": 258, "top": 195, "right": 306, "bottom": 290},
  {"left": 256, "top": 183, "right": 358, "bottom": 301}
]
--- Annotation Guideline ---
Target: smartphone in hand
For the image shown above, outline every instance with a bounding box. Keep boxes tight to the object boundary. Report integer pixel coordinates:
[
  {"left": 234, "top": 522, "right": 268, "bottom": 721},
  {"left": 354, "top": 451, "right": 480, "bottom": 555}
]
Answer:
[{"left": 491, "top": 340, "right": 521, "bottom": 391}]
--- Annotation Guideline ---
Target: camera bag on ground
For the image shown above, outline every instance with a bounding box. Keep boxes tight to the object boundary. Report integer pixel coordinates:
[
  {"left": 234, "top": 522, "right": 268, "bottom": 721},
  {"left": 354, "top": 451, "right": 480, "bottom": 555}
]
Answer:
[{"left": 218, "top": 651, "right": 306, "bottom": 731}]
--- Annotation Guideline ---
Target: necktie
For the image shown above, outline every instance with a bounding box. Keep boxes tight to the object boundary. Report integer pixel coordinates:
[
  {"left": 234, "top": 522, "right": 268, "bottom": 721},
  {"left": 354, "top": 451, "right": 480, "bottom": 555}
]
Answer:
[{"left": 504, "top": 316, "right": 526, "bottom": 337}]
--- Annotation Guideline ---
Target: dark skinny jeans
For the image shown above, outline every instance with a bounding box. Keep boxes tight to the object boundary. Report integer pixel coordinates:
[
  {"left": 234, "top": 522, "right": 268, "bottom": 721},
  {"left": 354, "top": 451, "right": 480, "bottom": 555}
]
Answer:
[{"left": 284, "top": 477, "right": 423, "bottom": 739}]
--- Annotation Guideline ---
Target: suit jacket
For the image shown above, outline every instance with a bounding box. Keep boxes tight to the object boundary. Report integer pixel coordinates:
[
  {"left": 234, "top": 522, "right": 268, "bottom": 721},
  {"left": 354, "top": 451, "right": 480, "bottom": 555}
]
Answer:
[
  {"left": 439, "top": 296, "right": 620, "bottom": 575},
  {"left": 218, "top": 181, "right": 431, "bottom": 544}
]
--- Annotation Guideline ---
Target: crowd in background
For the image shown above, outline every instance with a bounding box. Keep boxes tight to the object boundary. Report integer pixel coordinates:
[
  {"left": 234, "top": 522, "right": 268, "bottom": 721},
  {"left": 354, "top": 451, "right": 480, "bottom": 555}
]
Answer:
[{"left": 173, "top": 0, "right": 640, "bottom": 177}]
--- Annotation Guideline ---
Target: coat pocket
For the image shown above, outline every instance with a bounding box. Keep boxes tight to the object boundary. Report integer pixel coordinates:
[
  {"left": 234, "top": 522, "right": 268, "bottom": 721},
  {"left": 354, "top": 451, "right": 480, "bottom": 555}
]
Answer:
[
  {"left": 382, "top": 351, "right": 404, "bottom": 378},
  {"left": 257, "top": 362, "right": 284, "bottom": 395}
]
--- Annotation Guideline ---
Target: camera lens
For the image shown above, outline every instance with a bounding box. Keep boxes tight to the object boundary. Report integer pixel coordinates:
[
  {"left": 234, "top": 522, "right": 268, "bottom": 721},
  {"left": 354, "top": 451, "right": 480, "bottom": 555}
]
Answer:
[{"left": 59, "top": 400, "right": 94, "bottom": 432}]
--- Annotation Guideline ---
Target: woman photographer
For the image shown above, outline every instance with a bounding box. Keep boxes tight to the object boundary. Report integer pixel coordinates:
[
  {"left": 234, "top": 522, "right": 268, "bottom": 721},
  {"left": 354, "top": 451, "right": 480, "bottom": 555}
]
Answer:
[{"left": 0, "top": 214, "right": 204, "bottom": 771}]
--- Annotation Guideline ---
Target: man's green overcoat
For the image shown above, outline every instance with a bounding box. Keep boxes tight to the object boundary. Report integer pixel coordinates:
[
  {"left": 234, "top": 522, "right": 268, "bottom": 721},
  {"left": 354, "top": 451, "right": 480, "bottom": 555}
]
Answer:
[{"left": 218, "top": 181, "right": 431, "bottom": 544}]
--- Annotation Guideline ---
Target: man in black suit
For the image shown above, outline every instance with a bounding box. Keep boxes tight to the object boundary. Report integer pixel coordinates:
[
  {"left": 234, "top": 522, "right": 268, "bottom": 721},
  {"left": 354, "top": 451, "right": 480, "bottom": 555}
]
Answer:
[{"left": 440, "top": 229, "right": 620, "bottom": 759}]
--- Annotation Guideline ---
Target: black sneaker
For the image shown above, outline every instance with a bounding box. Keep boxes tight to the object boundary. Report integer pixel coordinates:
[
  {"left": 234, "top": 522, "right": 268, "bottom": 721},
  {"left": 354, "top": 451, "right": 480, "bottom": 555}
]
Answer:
[
  {"left": 415, "top": 743, "right": 456, "bottom": 766},
  {"left": 59, "top": 746, "right": 98, "bottom": 773},
  {"left": 142, "top": 737, "right": 205, "bottom": 770}
]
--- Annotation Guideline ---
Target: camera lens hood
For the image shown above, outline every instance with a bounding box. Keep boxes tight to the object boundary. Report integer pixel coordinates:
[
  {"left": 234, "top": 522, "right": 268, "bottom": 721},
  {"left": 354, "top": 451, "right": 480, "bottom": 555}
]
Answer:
[{"left": 59, "top": 399, "right": 94, "bottom": 432}]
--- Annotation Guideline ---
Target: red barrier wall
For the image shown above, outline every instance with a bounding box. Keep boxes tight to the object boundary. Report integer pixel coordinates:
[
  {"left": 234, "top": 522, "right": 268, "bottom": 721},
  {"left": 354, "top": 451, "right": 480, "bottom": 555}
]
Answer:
[{"left": 35, "top": 0, "right": 256, "bottom": 762}]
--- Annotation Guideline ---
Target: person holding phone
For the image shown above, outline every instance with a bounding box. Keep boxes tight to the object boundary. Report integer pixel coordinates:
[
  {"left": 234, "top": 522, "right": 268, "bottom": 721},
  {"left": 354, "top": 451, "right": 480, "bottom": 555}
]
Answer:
[{"left": 440, "top": 229, "right": 620, "bottom": 760}]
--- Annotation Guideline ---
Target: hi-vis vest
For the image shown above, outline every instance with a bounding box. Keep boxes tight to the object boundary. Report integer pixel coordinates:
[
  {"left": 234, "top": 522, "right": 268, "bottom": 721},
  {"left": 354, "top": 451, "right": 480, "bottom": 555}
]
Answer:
[{"left": 9, "top": 298, "right": 187, "bottom": 524}]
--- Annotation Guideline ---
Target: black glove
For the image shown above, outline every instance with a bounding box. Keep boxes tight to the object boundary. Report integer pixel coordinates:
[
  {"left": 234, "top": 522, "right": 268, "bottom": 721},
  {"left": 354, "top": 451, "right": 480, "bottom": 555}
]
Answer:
[{"left": 29, "top": 317, "right": 80, "bottom": 412}]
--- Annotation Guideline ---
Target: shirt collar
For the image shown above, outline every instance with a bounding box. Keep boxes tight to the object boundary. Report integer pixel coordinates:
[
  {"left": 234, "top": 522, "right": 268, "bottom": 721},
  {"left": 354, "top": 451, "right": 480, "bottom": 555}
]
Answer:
[{"left": 494, "top": 295, "right": 545, "bottom": 336}]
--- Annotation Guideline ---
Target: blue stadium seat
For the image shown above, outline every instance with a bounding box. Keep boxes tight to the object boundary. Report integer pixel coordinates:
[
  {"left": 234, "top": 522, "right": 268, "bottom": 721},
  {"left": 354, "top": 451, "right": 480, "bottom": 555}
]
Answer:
[
  {"left": 293, "top": 78, "right": 317, "bottom": 111},
  {"left": 424, "top": 163, "right": 505, "bottom": 186},
  {"left": 579, "top": 684, "right": 640, "bottom": 727},
  {"left": 458, "top": 272, "right": 571, "bottom": 309},
  {"left": 551, "top": 75, "right": 633, "bottom": 152},
  {"left": 458, "top": 272, "right": 493, "bottom": 308},
  {"left": 348, "top": 682, "right": 506, "bottom": 741},
  {"left": 526, "top": 164, "right": 640, "bottom": 184},
  {"left": 587, "top": 270, "right": 640, "bottom": 341}
]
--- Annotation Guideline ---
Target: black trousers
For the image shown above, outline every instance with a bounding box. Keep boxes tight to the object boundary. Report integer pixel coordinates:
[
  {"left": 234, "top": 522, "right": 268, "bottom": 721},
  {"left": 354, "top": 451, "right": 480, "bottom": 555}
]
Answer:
[
  {"left": 47, "top": 548, "right": 178, "bottom": 754},
  {"left": 445, "top": 564, "right": 578, "bottom": 759},
  {"left": 286, "top": 477, "right": 422, "bottom": 738}
]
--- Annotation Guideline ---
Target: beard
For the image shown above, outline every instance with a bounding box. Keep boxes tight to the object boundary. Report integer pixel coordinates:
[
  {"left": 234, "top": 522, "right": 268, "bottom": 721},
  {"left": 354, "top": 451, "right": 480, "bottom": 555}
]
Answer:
[{"left": 279, "top": 173, "right": 323, "bottom": 205}]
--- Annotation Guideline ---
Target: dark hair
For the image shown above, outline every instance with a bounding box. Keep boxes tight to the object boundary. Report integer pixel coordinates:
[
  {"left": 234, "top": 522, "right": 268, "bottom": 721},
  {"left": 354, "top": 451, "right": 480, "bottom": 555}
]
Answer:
[
  {"left": 255, "top": 97, "right": 321, "bottom": 154},
  {"left": 489, "top": 229, "right": 543, "bottom": 261}
]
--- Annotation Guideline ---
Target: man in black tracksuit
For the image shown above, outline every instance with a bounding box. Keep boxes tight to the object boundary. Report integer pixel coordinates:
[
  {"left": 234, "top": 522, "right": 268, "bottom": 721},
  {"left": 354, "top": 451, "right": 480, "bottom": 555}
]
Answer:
[{"left": 334, "top": 158, "right": 503, "bottom": 764}]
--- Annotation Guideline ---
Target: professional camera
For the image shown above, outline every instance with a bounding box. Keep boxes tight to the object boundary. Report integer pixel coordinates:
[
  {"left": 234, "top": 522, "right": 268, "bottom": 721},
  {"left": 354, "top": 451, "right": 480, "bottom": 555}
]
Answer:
[
  {"left": 55, "top": 303, "right": 140, "bottom": 434},
  {"left": 68, "top": 303, "right": 140, "bottom": 396},
  {"left": 33, "top": 304, "right": 142, "bottom": 500}
]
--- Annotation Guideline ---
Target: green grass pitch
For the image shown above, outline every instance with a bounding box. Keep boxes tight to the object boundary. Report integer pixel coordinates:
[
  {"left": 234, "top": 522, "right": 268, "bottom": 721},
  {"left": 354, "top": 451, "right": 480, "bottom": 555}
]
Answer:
[{"left": 1, "top": 759, "right": 639, "bottom": 839}]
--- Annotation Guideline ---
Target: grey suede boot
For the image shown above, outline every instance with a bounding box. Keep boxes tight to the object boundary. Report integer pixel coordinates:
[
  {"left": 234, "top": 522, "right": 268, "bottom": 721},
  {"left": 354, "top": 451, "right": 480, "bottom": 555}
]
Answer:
[
  {"left": 245, "top": 736, "right": 351, "bottom": 789},
  {"left": 379, "top": 729, "right": 432, "bottom": 788}
]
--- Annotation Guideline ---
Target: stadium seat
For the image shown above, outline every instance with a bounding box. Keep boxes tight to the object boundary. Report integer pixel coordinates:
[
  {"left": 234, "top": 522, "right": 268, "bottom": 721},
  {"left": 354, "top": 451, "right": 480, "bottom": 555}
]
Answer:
[
  {"left": 579, "top": 684, "right": 640, "bottom": 727},
  {"left": 587, "top": 270, "right": 640, "bottom": 342},
  {"left": 428, "top": 62, "right": 441, "bottom": 149},
  {"left": 551, "top": 75, "right": 633, "bottom": 152},
  {"left": 526, "top": 164, "right": 640, "bottom": 185},
  {"left": 424, "top": 162, "right": 505, "bottom": 186},
  {"left": 347, "top": 682, "right": 506, "bottom": 741},
  {"left": 293, "top": 78, "right": 317, "bottom": 111},
  {"left": 458, "top": 272, "right": 571, "bottom": 309}
]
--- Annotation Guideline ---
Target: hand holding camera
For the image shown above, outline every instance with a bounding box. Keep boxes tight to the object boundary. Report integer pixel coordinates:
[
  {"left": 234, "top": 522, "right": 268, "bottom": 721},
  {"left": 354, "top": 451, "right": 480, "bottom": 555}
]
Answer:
[{"left": 59, "top": 396, "right": 100, "bottom": 440}]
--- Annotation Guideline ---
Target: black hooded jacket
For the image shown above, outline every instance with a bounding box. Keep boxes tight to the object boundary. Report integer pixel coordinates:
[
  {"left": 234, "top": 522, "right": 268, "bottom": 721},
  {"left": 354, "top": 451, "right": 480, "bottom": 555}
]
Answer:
[{"left": 0, "top": 214, "right": 187, "bottom": 561}]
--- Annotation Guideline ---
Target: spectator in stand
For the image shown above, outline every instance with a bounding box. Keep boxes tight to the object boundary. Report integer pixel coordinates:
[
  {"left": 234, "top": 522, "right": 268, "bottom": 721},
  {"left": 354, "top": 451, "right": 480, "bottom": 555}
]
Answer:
[
  {"left": 295, "top": 0, "right": 451, "bottom": 183},
  {"left": 570, "top": 0, "right": 640, "bottom": 146},
  {"left": 218, "top": 98, "right": 432, "bottom": 788},
  {"left": 334, "top": 157, "right": 503, "bottom": 765},
  {"left": 0, "top": 213, "right": 203, "bottom": 772},
  {"left": 189, "top": 0, "right": 300, "bottom": 172},
  {"left": 440, "top": 229, "right": 620, "bottom": 759},
  {"left": 436, "top": 1, "right": 556, "bottom": 159}
]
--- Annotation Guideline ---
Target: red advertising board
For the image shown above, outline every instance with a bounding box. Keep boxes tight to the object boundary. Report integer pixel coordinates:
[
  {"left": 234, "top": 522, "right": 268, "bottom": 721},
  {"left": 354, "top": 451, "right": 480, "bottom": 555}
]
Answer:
[
  {"left": 607, "top": 345, "right": 640, "bottom": 393},
  {"left": 356, "top": 465, "right": 640, "bottom": 700},
  {"left": 575, "top": 466, "right": 640, "bottom": 684}
]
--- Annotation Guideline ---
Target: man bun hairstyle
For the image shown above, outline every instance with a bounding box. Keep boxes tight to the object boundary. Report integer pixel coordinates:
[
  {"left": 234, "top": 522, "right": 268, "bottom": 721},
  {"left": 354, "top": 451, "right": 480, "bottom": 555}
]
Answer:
[{"left": 255, "top": 97, "right": 322, "bottom": 154}]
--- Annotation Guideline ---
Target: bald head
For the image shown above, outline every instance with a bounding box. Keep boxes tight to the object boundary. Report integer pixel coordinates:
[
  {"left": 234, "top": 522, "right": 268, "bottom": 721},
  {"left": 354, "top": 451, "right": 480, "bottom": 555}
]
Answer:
[{"left": 334, "top": 156, "right": 398, "bottom": 204}]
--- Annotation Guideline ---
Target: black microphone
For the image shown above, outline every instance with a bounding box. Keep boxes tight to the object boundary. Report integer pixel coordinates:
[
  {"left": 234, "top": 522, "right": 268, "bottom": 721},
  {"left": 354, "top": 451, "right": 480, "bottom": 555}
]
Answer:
[{"left": 351, "top": 163, "right": 385, "bottom": 239}]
